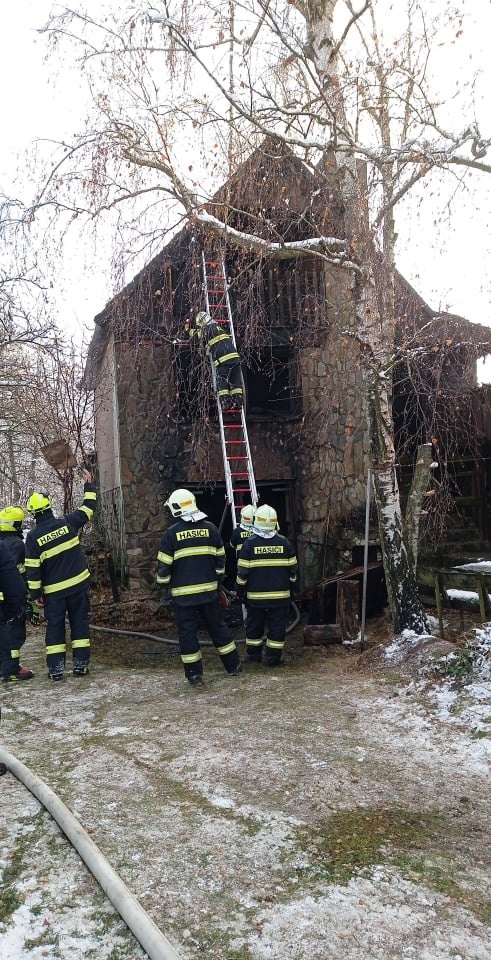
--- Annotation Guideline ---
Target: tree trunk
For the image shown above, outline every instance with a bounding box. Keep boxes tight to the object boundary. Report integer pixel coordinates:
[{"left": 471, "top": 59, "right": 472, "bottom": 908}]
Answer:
[
  {"left": 367, "top": 377, "right": 429, "bottom": 633},
  {"left": 403, "top": 443, "right": 434, "bottom": 570},
  {"left": 300, "top": 0, "right": 429, "bottom": 634}
]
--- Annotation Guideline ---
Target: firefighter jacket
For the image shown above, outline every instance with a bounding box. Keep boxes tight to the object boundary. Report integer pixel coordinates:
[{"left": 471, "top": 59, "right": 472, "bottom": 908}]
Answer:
[
  {"left": 229, "top": 526, "right": 252, "bottom": 557},
  {"left": 0, "top": 531, "right": 26, "bottom": 582},
  {"left": 156, "top": 517, "right": 226, "bottom": 606},
  {"left": 189, "top": 320, "right": 240, "bottom": 368},
  {"left": 0, "top": 540, "right": 27, "bottom": 622},
  {"left": 24, "top": 483, "right": 97, "bottom": 601},
  {"left": 236, "top": 532, "right": 298, "bottom": 606}
]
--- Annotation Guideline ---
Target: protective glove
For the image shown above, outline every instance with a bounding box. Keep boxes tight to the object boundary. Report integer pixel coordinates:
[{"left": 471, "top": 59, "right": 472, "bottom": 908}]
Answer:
[
  {"left": 159, "top": 585, "right": 173, "bottom": 606},
  {"left": 26, "top": 599, "right": 42, "bottom": 626}
]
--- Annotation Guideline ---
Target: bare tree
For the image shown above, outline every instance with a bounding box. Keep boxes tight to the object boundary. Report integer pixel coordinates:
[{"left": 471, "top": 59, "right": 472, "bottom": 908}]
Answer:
[{"left": 36, "top": 1, "right": 490, "bottom": 631}]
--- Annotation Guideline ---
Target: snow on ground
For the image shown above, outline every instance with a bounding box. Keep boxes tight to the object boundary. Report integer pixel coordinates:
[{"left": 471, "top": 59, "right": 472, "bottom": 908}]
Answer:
[{"left": 0, "top": 624, "right": 490, "bottom": 960}]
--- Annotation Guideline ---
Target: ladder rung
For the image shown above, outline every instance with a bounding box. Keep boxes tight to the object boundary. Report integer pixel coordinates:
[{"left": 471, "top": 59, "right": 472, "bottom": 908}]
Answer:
[
  {"left": 231, "top": 472, "right": 249, "bottom": 478},
  {"left": 232, "top": 488, "right": 251, "bottom": 494},
  {"left": 228, "top": 456, "right": 247, "bottom": 461}
]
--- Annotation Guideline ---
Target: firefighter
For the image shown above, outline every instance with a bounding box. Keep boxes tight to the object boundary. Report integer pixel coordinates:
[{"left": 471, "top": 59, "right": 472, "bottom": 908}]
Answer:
[
  {"left": 0, "top": 506, "right": 33, "bottom": 682},
  {"left": 187, "top": 311, "right": 244, "bottom": 411},
  {"left": 229, "top": 504, "right": 255, "bottom": 560},
  {"left": 0, "top": 540, "right": 29, "bottom": 717},
  {"left": 236, "top": 504, "right": 298, "bottom": 666},
  {"left": 24, "top": 469, "right": 97, "bottom": 681},
  {"left": 156, "top": 488, "right": 242, "bottom": 686},
  {"left": 229, "top": 504, "right": 255, "bottom": 628}
]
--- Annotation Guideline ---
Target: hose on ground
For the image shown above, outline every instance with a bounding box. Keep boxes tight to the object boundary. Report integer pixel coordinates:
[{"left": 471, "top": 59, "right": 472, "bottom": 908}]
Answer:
[
  {"left": 0, "top": 744, "right": 183, "bottom": 960},
  {"left": 89, "top": 601, "right": 301, "bottom": 645}
]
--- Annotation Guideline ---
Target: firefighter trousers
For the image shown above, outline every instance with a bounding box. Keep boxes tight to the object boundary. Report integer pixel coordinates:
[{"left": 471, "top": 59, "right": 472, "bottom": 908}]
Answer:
[
  {"left": 215, "top": 361, "right": 243, "bottom": 408},
  {"left": 0, "top": 617, "right": 27, "bottom": 679},
  {"left": 245, "top": 604, "right": 289, "bottom": 665},
  {"left": 43, "top": 588, "right": 91, "bottom": 677},
  {"left": 174, "top": 600, "right": 240, "bottom": 679}
]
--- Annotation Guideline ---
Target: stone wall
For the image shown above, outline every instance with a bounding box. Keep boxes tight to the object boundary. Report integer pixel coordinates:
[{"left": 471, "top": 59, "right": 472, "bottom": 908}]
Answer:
[{"left": 98, "top": 291, "right": 370, "bottom": 593}]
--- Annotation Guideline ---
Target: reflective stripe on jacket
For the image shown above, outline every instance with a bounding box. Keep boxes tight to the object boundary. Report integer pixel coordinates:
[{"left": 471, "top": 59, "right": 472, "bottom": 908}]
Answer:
[
  {"left": 190, "top": 321, "right": 239, "bottom": 365},
  {"left": 236, "top": 532, "right": 298, "bottom": 606},
  {"left": 24, "top": 483, "right": 97, "bottom": 600},
  {"left": 229, "top": 527, "right": 252, "bottom": 557},
  {"left": 156, "top": 517, "right": 225, "bottom": 606}
]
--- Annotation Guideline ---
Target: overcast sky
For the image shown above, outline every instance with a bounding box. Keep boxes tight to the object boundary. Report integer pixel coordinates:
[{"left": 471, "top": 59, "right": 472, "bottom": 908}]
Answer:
[{"left": 1, "top": 1, "right": 490, "bottom": 374}]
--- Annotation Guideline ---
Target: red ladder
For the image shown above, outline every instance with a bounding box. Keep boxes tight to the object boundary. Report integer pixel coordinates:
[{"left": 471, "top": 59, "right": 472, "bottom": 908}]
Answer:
[{"left": 201, "top": 251, "right": 258, "bottom": 527}]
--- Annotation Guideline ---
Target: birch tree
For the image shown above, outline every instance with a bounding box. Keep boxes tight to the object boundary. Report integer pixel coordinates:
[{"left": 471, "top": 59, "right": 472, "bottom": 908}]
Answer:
[{"left": 37, "top": 0, "right": 490, "bottom": 632}]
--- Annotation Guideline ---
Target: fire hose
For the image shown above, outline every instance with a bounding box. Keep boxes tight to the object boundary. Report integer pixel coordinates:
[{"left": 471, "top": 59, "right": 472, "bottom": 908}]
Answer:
[
  {"left": 0, "top": 744, "right": 183, "bottom": 960},
  {"left": 88, "top": 599, "right": 301, "bottom": 646}
]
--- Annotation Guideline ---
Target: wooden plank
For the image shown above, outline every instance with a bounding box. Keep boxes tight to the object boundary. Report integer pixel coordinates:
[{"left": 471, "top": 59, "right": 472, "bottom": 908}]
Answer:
[
  {"left": 434, "top": 574, "right": 445, "bottom": 639},
  {"left": 303, "top": 624, "right": 342, "bottom": 646},
  {"left": 337, "top": 580, "right": 360, "bottom": 643}
]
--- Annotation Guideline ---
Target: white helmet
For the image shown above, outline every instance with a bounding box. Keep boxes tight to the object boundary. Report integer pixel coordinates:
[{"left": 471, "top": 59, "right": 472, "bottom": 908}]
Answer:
[
  {"left": 253, "top": 504, "right": 278, "bottom": 533},
  {"left": 195, "top": 311, "right": 211, "bottom": 328},
  {"left": 240, "top": 504, "right": 255, "bottom": 530},
  {"left": 165, "top": 488, "right": 198, "bottom": 518}
]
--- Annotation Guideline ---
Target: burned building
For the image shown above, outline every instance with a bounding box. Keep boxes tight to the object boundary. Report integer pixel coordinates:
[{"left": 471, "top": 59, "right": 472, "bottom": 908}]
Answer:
[{"left": 86, "top": 141, "right": 491, "bottom": 592}]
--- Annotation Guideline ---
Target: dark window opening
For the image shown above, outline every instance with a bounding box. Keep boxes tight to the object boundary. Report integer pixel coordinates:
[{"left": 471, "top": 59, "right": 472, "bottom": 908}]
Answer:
[{"left": 245, "top": 346, "right": 299, "bottom": 418}]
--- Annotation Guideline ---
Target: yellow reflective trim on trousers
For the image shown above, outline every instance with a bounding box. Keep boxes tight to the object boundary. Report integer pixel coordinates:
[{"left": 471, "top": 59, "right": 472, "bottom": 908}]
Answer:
[
  {"left": 266, "top": 638, "right": 284, "bottom": 649},
  {"left": 246, "top": 637, "right": 263, "bottom": 647},
  {"left": 171, "top": 581, "right": 217, "bottom": 597},
  {"left": 72, "top": 638, "right": 90, "bottom": 649},
  {"left": 247, "top": 590, "right": 290, "bottom": 600},
  {"left": 217, "top": 641, "right": 236, "bottom": 656},
  {"left": 43, "top": 570, "right": 90, "bottom": 594},
  {"left": 40, "top": 536, "right": 80, "bottom": 562},
  {"left": 46, "top": 643, "right": 67, "bottom": 654},
  {"left": 181, "top": 651, "right": 203, "bottom": 664}
]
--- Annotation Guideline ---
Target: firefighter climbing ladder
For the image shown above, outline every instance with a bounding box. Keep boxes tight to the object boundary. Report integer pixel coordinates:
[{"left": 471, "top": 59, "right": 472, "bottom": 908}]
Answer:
[{"left": 201, "top": 251, "right": 258, "bottom": 528}]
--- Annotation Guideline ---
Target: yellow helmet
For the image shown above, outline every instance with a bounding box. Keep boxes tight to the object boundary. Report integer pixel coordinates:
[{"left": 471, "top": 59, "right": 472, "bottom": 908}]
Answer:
[
  {"left": 195, "top": 311, "right": 211, "bottom": 328},
  {"left": 26, "top": 492, "right": 52, "bottom": 515},
  {"left": 240, "top": 505, "right": 255, "bottom": 530},
  {"left": 0, "top": 506, "right": 26, "bottom": 531},
  {"left": 165, "top": 488, "right": 197, "bottom": 518},
  {"left": 253, "top": 504, "right": 279, "bottom": 533}
]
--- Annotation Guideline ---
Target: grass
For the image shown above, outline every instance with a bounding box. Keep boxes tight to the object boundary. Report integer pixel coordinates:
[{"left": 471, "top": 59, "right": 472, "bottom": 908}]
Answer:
[
  {"left": 0, "top": 810, "right": 45, "bottom": 922},
  {"left": 293, "top": 806, "right": 491, "bottom": 921}
]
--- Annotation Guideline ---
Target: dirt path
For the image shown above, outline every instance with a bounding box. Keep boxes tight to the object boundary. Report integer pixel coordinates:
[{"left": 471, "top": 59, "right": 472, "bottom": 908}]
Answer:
[{"left": 0, "top": 624, "right": 490, "bottom": 959}]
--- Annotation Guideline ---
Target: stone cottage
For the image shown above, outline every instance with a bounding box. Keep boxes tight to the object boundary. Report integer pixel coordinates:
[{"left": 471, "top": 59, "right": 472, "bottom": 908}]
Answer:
[{"left": 85, "top": 140, "right": 491, "bottom": 592}]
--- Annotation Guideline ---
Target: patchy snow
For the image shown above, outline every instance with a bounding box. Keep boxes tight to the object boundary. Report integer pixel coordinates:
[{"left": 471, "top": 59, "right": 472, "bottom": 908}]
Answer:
[
  {"left": 0, "top": 624, "right": 490, "bottom": 960},
  {"left": 454, "top": 561, "right": 491, "bottom": 572}
]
